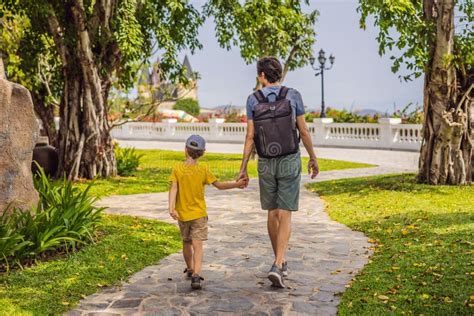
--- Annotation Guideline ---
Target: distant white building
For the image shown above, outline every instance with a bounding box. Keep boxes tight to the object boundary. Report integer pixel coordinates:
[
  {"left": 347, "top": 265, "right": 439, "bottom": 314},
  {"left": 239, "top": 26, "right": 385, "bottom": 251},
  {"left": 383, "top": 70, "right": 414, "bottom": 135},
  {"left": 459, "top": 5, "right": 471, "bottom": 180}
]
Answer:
[{"left": 137, "top": 55, "right": 198, "bottom": 109}]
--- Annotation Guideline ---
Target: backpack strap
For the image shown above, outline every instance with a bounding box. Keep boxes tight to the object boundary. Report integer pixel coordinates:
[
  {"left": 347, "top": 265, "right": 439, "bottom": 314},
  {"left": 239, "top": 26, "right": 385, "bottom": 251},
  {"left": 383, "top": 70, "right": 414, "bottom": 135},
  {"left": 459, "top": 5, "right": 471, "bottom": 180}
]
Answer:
[
  {"left": 253, "top": 90, "right": 267, "bottom": 103},
  {"left": 278, "top": 86, "right": 289, "bottom": 100}
]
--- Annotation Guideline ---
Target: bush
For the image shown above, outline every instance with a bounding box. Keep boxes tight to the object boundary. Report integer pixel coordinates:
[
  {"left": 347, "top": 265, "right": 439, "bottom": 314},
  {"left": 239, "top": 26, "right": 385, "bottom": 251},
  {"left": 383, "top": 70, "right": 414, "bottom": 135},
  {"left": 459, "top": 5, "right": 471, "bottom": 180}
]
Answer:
[
  {"left": 392, "top": 103, "right": 423, "bottom": 124},
  {"left": 115, "top": 146, "right": 144, "bottom": 176},
  {"left": 223, "top": 111, "right": 247, "bottom": 123},
  {"left": 173, "top": 98, "right": 200, "bottom": 117},
  {"left": 0, "top": 167, "right": 104, "bottom": 270},
  {"left": 305, "top": 108, "right": 380, "bottom": 123}
]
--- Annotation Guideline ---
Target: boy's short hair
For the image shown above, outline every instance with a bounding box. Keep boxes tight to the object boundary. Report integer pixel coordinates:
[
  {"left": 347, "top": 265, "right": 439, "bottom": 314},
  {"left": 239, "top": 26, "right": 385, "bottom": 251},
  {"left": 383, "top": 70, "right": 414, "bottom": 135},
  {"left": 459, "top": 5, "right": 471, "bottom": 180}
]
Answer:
[{"left": 186, "top": 147, "right": 205, "bottom": 160}]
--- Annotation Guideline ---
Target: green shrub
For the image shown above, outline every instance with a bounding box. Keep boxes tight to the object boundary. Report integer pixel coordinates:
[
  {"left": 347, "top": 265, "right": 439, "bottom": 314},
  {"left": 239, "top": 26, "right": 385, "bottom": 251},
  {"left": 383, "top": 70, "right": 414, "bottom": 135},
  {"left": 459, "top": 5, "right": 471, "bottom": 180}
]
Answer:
[
  {"left": 115, "top": 146, "right": 144, "bottom": 176},
  {"left": 0, "top": 167, "right": 103, "bottom": 269},
  {"left": 305, "top": 108, "right": 380, "bottom": 123},
  {"left": 0, "top": 212, "right": 32, "bottom": 267},
  {"left": 392, "top": 103, "right": 423, "bottom": 123},
  {"left": 173, "top": 98, "right": 200, "bottom": 117}
]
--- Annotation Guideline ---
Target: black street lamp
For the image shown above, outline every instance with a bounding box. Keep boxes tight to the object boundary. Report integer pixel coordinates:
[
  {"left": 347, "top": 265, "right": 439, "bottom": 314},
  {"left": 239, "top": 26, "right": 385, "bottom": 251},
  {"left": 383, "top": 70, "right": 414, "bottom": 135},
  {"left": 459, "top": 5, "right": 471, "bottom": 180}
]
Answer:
[{"left": 309, "top": 49, "right": 335, "bottom": 118}]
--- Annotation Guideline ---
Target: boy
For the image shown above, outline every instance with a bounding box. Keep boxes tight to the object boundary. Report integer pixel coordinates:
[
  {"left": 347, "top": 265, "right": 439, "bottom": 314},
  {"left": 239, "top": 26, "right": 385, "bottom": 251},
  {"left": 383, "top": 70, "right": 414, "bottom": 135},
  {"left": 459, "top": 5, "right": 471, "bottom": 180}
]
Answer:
[{"left": 168, "top": 135, "right": 247, "bottom": 290}]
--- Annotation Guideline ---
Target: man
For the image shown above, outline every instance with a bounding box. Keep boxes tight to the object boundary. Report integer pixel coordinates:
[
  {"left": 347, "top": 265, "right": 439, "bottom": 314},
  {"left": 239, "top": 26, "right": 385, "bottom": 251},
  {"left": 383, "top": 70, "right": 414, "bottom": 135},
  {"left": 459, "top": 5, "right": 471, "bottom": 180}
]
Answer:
[{"left": 238, "top": 56, "right": 319, "bottom": 288}]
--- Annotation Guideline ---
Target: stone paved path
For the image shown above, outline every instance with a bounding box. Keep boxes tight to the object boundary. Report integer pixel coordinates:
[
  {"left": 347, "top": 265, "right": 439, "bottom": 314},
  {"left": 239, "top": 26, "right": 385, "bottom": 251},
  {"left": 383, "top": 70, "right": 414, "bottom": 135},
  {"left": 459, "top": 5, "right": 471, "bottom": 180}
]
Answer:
[{"left": 68, "top": 167, "right": 399, "bottom": 315}]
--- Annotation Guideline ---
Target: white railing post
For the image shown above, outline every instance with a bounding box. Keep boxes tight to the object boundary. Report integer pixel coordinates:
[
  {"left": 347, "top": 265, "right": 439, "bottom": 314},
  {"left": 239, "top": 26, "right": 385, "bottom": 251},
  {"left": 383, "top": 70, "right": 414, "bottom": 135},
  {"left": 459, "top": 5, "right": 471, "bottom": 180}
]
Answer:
[
  {"left": 312, "top": 118, "right": 333, "bottom": 146},
  {"left": 209, "top": 118, "right": 225, "bottom": 142},
  {"left": 378, "top": 117, "right": 401, "bottom": 149},
  {"left": 105, "top": 117, "right": 422, "bottom": 151},
  {"left": 162, "top": 118, "right": 177, "bottom": 138}
]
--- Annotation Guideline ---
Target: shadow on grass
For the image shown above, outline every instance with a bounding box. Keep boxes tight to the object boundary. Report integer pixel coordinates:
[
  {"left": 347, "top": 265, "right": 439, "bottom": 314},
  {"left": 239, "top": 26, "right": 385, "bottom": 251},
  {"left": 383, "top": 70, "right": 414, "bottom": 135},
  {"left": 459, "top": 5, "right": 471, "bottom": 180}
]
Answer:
[
  {"left": 0, "top": 215, "right": 181, "bottom": 315},
  {"left": 311, "top": 173, "right": 453, "bottom": 196},
  {"left": 308, "top": 174, "right": 473, "bottom": 315}
]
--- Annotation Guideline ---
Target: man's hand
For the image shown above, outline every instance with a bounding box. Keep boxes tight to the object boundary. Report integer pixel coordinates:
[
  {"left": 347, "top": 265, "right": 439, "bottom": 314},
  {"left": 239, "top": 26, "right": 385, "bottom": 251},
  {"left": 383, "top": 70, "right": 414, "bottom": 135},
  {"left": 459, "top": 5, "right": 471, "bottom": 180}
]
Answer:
[
  {"left": 237, "top": 170, "right": 250, "bottom": 187},
  {"left": 308, "top": 157, "right": 319, "bottom": 179},
  {"left": 169, "top": 209, "right": 179, "bottom": 220}
]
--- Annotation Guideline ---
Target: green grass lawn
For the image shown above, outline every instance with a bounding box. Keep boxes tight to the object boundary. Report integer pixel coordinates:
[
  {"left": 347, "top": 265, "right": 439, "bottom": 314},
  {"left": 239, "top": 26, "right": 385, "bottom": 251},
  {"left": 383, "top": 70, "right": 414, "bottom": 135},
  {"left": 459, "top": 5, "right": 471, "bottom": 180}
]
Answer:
[
  {"left": 0, "top": 215, "right": 181, "bottom": 315},
  {"left": 308, "top": 174, "right": 473, "bottom": 315},
  {"left": 77, "top": 149, "right": 373, "bottom": 197}
]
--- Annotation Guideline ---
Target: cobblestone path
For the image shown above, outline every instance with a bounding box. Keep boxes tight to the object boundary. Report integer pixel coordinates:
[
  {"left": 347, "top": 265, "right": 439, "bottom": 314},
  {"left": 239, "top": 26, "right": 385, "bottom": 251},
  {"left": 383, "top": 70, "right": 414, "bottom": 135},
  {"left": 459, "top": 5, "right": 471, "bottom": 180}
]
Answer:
[{"left": 68, "top": 167, "right": 400, "bottom": 315}]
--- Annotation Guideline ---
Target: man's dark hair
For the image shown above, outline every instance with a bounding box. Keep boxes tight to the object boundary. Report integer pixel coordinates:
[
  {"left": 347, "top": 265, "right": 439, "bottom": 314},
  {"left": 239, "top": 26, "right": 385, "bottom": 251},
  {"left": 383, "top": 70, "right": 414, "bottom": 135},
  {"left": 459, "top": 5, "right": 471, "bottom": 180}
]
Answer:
[
  {"left": 186, "top": 147, "right": 205, "bottom": 160},
  {"left": 257, "top": 57, "right": 283, "bottom": 83}
]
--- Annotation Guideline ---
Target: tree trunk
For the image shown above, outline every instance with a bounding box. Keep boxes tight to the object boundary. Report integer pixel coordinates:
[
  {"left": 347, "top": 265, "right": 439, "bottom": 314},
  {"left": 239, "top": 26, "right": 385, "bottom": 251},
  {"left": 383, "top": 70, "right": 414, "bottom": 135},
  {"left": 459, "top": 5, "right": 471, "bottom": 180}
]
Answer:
[
  {"left": 55, "top": 1, "right": 116, "bottom": 180},
  {"left": 32, "top": 91, "right": 57, "bottom": 147},
  {"left": 56, "top": 64, "right": 116, "bottom": 180},
  {"left": 418, "top": 0, "right": 473, "bottom": 185}
]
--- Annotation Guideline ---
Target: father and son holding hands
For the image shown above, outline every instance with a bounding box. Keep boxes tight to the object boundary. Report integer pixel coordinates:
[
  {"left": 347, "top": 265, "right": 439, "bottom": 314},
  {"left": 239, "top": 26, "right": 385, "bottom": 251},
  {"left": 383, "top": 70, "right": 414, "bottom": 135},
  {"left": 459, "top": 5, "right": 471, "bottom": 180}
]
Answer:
[{"left": 168, "top": 57, "right": 319, "bottom": 290}]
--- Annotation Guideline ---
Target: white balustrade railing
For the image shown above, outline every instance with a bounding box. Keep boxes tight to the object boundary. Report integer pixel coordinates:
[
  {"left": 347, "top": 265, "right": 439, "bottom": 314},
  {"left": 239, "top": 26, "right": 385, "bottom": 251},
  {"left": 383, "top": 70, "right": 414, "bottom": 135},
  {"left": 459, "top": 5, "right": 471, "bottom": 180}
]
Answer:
[
  {"left": 107, "top": 117, "right": 423, "bottom": 151},
  {"left": 37, "top": 117, "right": 422, "bottom": 151}
]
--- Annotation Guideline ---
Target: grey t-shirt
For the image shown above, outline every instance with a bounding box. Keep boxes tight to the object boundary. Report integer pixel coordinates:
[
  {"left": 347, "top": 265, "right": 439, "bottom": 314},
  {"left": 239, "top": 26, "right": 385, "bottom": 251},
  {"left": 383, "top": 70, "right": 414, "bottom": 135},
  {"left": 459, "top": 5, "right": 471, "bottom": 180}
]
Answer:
[{"left": 246, "top": 86, "right": 305, "bottom": 120}]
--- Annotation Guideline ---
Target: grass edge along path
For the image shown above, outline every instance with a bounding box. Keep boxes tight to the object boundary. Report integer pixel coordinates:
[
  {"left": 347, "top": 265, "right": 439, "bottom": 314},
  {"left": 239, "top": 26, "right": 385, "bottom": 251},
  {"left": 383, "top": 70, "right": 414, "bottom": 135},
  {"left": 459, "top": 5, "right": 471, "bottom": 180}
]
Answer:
[
  {"left": 308, "top": 174, "right": 473, "bottom": 315},
  {"left": 77, "top": 149, "right": 374, "bottom": 197},
  {"left": 0, "top": 215, "right": 181, "bottom": 315}
]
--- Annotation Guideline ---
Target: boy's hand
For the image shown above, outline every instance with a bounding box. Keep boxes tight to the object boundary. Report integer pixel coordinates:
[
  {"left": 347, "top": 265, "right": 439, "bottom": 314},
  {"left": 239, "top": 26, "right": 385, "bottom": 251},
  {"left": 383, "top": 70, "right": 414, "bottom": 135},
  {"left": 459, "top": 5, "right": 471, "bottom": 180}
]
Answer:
[
  {"left": 237, "top": 170, "right": 249, "bottom": 188},
  {"left": 169, "top": 209, "right": 179, "bottom": 220},
  {"left": 236, "top": 178, "right": 248, "bottom": 189}
]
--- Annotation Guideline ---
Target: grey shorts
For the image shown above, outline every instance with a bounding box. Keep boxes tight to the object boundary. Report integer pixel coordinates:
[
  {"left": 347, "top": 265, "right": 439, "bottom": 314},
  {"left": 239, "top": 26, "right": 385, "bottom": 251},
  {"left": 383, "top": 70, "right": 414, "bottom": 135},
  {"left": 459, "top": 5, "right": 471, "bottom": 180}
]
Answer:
[{"left": 258, "top": 152, "right": 302, "bottom": 211}]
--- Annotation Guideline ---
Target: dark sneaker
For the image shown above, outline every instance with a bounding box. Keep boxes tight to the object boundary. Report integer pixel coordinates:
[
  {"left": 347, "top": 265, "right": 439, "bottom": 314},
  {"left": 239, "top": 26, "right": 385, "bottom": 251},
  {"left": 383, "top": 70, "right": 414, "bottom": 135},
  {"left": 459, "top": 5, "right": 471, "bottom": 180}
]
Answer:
[
  {"left": 184, "top": 268, "right": 193, "bottom": 278},
  {"left": 282, "top": 261, "right": 288, "bottom": 278},
  {"left": 268, "top": 264, "right": 285, "bottom": 288},
  {"left": 191, "top": 275, "right": 204, "bottom": 290}
]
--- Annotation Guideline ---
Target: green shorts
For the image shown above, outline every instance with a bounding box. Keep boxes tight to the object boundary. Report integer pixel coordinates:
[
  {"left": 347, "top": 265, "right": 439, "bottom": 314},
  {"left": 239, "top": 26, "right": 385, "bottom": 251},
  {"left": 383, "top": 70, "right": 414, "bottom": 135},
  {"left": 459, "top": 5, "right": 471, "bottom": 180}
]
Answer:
[{"left": 258, "top": 152, "right": 302, "bottom": 211}]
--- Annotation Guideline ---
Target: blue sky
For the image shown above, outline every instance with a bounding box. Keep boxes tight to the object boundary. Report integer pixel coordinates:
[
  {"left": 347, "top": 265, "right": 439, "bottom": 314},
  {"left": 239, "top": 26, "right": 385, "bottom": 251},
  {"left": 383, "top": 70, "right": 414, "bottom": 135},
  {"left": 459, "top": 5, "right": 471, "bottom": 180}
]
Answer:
[{"left": 185, "top": 0, "right": 423, "bottom": 112}]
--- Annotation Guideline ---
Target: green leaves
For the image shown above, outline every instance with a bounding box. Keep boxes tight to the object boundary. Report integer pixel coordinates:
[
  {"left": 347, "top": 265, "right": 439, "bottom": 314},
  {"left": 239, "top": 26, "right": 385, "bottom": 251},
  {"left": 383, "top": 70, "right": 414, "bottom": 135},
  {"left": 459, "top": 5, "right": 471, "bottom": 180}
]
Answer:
[
  {"left": 358, "top": 0, "right": 473, "bottom": 80},
  {"left": 114, "top": 0, "right": 144, "bottom": 63},
  {"left": 115, "top": 146, "right": 144, "bottom": 176},
  {"left": 205, "top": 0, "right": 317, "bottom": 79},
  {"left": 173, "top": 97, "right": 200, "bottom": 117},
  {"left": 1, "top": 0, "right": 204, "bottom": 91},
  {"left": 133, "top": 0, "right": 203, "bottom": 85},
  {"left": 0, "top": 167, "right": 104, "bottom": 270}
]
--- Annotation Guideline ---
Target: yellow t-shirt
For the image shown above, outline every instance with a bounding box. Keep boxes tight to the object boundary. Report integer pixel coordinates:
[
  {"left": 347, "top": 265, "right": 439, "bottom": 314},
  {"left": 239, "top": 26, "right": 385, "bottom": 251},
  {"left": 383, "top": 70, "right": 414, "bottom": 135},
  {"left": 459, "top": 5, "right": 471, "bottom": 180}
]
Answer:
[{"left": 169, "top": 162, "right": 217, "bottom": 222}]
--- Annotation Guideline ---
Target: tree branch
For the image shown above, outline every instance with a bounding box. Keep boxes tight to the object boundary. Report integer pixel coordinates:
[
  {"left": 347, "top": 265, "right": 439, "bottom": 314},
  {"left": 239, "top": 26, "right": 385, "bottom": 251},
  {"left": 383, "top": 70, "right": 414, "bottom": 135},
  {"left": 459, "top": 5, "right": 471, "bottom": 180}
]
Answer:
[
  {"left": 281, "top": 41, "right": 300, "bottom": 83},
  {"left": 46, "top": 9, "right": 67, "bottom": 66},
  {"left": 456, "top": 83, "right": 474, "bottom": 112}
]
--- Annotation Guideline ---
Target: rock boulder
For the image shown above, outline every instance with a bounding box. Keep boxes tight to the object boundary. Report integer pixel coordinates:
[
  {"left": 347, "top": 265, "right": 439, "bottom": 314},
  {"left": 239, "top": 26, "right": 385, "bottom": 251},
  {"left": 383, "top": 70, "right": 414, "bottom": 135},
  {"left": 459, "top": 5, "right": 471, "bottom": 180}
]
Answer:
[{"left": 0, "top": 58, "right": 39, "bottom": 212}]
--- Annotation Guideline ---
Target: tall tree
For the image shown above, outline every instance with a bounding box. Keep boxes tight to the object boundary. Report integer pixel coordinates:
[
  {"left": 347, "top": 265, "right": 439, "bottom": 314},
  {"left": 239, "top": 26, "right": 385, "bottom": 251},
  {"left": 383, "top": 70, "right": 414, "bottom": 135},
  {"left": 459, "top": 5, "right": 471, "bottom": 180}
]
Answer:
[
  {"left": 1, "top": 0, "right": 202, "bottom": 180},
  {"left": 359, "top": 0, "right": 474, "bottom": 185},
  {"left": 204, "top": 0, "right": 317, "bottom": 85}
]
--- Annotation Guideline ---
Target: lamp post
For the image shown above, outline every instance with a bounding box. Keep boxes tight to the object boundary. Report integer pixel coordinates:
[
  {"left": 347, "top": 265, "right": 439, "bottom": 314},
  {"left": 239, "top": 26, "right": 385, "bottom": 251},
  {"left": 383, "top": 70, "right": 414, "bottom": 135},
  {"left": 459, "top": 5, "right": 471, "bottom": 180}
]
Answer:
[{"left": 309, "top": 49, "right": 335, "bottom": 118}]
